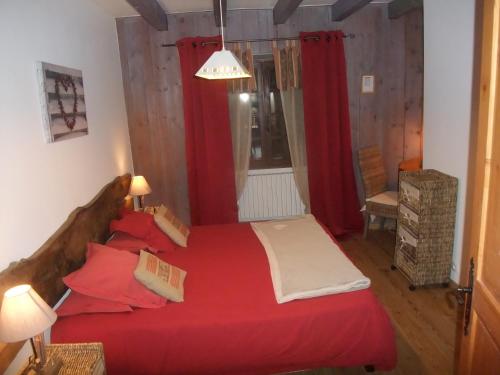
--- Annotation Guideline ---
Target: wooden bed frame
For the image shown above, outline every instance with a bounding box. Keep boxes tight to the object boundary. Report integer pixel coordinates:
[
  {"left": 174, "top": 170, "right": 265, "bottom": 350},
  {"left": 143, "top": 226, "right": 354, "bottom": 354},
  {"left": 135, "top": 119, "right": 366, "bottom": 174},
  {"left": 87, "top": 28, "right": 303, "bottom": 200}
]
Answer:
[{"left": 0, "top": 174, "right": 131, "bottom": 373}]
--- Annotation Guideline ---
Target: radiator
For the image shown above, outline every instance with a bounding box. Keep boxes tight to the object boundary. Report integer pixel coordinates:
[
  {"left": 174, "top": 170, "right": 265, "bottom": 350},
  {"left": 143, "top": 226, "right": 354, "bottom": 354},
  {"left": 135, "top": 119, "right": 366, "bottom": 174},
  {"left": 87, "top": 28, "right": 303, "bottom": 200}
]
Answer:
[{"left": 238, "top": 168, "right": 306, "bottom": 222}]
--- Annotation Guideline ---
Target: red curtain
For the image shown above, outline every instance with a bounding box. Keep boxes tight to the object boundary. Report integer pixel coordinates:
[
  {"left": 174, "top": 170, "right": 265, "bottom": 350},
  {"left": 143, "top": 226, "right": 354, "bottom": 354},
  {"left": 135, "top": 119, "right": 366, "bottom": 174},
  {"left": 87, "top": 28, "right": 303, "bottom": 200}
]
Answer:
[
  {"left": 177, "top": 36, "right": 238, "bottom": 225},
  {"left": 300, "top": 31, "right": 363, "bottom": 236}
]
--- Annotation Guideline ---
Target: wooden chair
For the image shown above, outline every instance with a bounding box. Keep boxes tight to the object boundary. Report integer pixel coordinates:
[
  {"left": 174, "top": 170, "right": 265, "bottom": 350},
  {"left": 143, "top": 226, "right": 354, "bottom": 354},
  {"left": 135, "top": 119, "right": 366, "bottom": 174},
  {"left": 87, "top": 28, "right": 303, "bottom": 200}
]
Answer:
[{"left": 358, "top": 146, "right": 398, "bottom": 238}]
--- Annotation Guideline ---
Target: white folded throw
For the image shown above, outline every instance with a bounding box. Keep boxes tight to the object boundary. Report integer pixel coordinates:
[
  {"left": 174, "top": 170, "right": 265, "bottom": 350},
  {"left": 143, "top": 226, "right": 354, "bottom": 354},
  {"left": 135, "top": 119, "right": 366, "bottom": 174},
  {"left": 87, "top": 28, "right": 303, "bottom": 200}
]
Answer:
[{"left": 251, "top": 215, "right": 371, "bottom": 304}]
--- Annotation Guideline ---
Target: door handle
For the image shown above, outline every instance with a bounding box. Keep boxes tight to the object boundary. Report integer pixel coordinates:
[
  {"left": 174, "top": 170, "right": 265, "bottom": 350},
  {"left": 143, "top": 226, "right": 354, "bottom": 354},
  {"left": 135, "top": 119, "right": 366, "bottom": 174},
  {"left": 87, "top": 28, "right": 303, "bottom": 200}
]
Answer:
[
  {"left": 455, "top": 286, "right": 472, "bottom": 305},
  {"left": 455, "top": 258, "right": 474, "bottom": 335}
]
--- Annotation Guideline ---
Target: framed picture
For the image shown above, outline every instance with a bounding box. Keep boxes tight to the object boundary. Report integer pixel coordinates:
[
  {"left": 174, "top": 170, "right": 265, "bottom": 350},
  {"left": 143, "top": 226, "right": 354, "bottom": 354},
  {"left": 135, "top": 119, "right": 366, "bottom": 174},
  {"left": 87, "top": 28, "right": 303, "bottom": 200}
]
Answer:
[
  {"left": 361, "top": 75, "right": 375, "bottom": 94},
  {"left": 36, "top": 62, "right": 88, "bottom": 143}
]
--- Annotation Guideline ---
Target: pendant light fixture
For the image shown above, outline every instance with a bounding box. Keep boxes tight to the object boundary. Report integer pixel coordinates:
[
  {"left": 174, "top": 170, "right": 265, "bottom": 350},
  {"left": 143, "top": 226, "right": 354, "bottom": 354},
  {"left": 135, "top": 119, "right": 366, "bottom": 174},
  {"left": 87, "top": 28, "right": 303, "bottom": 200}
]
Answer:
[{"left": 195, "top": 0, "right": 251, "bottom": 80}]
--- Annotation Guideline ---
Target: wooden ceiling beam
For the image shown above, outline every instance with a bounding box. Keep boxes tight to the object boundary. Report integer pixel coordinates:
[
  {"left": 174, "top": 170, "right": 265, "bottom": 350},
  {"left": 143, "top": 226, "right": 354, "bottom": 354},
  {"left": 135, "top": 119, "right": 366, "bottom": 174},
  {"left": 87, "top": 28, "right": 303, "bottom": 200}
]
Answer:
[
  {"left": 126, "top": 0, "right": 168, "bottom": 30},
  {"left": 388, "top": 0, "right": 423, "bottom": 19},
  {"left": 214, "top": 0, "right": 227, "bottom": 27},
  {"left": 273, "top": 0, "right": 303, "bottom": 24},
  {"left": 331, "top": 0, "right": 372, "bottom": 22}
]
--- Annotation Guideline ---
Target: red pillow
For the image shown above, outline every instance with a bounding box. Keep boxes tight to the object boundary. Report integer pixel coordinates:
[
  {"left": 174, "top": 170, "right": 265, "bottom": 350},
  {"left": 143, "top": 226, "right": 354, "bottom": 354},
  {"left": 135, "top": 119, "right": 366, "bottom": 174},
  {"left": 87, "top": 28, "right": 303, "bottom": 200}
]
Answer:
[
  {"left": 146, "top": 225, "right": 177, "bottom": 252},
  {"left": 110, "top": 210, "right": 154, "bottom": 239},
  {"left": 57, "top": 291, "right": 132, "bottom": 317},
  {"left": 107, "top": 231, "right": 158, "bottom": 254},
  {"left": 63, "top": 243, "right": 166, "bottom": 308},
  {"left": 110, "top": 211, "right": 176, "bottom": 252}
]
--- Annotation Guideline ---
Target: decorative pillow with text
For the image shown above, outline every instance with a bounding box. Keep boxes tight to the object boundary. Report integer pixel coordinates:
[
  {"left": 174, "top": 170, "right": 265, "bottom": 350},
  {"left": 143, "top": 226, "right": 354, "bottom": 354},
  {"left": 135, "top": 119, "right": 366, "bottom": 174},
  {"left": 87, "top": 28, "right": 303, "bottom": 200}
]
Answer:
[
  {"left": 154, "top": 205, "right": 190, "bottom": 247},
  {"left": 134, "top": 250, "right": 186, "bottom": 302}
]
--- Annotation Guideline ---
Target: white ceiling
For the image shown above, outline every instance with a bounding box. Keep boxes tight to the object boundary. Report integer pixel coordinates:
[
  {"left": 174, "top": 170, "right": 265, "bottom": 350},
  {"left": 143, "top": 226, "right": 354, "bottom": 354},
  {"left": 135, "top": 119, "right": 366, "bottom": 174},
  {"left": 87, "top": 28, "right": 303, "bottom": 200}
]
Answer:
[{"left": 92, "top": 0, "right": 391, "bottom": 18}]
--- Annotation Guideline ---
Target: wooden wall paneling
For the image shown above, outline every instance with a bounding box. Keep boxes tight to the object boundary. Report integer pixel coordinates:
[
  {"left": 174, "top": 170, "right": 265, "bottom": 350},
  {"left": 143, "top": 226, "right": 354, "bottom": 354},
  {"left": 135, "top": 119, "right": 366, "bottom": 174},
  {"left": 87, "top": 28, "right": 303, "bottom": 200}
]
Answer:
[
  {"left": 153, "top": 16, "right": 186, "bottom": 223},
  {"left": 143, "top": 21, "right": 170, "bottom": 208},
  {"left": 294, "top": 5, "right": 331, "bottom": 33},
  {"left": 347, "top": 7, "right": 382, "bottom": 200},
  {"left": 255, "top": 10, "right": 274, "bottom": 55},
  {"left": 214, "top": 0, "right": 227, "bottom": 27},
  {"left": 146, "top": 26, "right": 170, "bottom": 209},
  {"left": 351, "top": 7, "right": 380, "bottom": 148},
  {"left": 154, "top": 20, "right": 183, "bottom": 220},
  {"left": 373, "top": 7, "right": 393, "bottom": 191},
  {"left": 371, "top": 7, "right": 388, "bottom": 191},
  {"left": 403, "top": 9, "right": 424, "bottom": 161},
  {"left": 195, "top": 11, "right": 218, "bottom": 37},
  {"left": 226, "top": 9, "right": 244, "bottom": 44},
  {"left": 116, "top": 18, "right": 157, "bottom": 191},
  {"left": 383, "top": 15, "right": 406, "bottom": 190},
  {"left": 166, "top": 67, "right": 191, "bottom": 222},
  {"left": 155, "top": 29, "right": 191, "bottom": 223}
]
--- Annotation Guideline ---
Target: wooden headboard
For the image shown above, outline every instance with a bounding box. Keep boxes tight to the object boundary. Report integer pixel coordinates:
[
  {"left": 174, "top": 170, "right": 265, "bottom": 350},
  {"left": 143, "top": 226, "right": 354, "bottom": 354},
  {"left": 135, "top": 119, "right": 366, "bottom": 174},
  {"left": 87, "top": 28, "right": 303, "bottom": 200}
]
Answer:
[{"left": 0, "top": 174, "right": 131, "bottom": 372}]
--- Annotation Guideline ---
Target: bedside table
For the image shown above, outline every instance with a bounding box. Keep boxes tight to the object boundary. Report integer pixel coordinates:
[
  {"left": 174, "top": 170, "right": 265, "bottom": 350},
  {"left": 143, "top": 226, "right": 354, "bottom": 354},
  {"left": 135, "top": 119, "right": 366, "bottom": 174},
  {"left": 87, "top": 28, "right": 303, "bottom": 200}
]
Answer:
[{"left": 20, "top": 343, "right": 107, "bottom": 375}]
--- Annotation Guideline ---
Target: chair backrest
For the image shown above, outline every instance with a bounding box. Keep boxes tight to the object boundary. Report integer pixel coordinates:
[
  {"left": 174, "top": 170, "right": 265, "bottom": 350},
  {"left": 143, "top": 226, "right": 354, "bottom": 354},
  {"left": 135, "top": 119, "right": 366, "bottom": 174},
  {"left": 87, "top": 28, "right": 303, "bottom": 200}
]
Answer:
[{"left": 358, "top": 146, "right": 388, "bottom": 199}]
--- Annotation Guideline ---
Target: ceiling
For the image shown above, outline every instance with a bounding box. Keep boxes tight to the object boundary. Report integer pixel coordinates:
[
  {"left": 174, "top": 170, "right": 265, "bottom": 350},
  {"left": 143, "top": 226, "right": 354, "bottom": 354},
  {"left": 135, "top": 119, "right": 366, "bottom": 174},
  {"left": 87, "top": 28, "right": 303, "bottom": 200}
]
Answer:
[{"left": 92, "top": 0, "right": 391, "bottom": 18}]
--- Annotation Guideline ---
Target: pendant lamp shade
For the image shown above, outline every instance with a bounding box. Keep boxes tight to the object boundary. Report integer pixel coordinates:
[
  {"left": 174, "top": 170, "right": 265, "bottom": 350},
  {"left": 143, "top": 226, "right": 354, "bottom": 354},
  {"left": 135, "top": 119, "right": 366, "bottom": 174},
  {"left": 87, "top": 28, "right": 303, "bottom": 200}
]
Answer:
[
  {"left": 195, "top": 49, "right": 251, "bottom": 80},
  {"left": 195, "top": 0, "right": 251, "bottom": 80}
]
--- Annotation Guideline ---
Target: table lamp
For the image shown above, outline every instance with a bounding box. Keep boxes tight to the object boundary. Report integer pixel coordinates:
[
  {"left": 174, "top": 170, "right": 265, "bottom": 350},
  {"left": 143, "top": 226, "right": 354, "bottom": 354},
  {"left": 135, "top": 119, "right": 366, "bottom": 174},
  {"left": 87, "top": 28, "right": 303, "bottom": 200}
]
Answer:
[
  {"left": 129, "top": 175, "right": 152, "bottom": 209},
  {"left": 0, "top": 284, "right": 61, "bottom": 373}
]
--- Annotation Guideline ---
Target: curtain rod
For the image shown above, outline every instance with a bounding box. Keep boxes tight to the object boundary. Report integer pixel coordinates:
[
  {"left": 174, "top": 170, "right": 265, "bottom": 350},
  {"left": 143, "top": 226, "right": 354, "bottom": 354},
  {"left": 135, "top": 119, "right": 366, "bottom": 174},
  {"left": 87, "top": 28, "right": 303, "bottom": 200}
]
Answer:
[{"left": 161, "top": 33, "right": 355, "bottom": 47}]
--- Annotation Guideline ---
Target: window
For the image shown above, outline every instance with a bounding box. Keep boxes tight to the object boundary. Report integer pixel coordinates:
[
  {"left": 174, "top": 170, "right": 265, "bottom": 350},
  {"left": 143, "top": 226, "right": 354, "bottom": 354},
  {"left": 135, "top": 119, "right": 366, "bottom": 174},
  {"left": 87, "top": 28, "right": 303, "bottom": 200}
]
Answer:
[{"left": 248, "top": 57, "right": 291, "bottom": 169}]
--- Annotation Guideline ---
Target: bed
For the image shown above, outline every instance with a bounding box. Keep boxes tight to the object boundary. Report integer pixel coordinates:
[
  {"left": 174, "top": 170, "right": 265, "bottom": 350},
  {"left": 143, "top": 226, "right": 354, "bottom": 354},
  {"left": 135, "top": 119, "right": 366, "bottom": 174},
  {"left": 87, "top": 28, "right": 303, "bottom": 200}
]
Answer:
[{"left": 0, "top": 175, "right": 396, "bottom": 374}]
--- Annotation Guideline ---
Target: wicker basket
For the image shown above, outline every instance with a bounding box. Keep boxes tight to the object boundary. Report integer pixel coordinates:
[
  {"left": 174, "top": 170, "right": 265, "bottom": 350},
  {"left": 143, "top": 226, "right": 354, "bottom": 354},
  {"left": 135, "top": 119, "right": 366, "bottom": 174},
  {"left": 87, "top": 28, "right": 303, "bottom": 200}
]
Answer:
[
  {"left": 46, "top": 343, "right": 106, "bottom": 375},
  {"left": 395, "top": 169, "right": 458, "bottom": 287}
]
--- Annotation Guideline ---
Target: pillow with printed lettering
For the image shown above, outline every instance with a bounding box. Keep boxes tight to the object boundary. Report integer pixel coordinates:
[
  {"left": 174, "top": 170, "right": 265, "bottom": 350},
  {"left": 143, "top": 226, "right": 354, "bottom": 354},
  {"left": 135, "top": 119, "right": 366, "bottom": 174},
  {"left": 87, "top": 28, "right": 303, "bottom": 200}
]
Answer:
[
  {"left": 134, "top": 250, "right": 186, "bottom": 302},
  {"left": 154, "top": 205, "right": 190, "bottom": 247}
]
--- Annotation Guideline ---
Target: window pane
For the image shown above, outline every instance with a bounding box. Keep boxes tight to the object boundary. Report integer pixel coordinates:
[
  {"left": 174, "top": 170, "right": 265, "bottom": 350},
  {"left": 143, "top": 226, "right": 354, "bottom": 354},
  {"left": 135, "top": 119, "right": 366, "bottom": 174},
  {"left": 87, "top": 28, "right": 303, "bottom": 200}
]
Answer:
[
  {"left": 251, "top": 141, "right": 262, "bottom": 160},
  {"left": 249, "top": 57, "right": 291, "bottom": 170}
]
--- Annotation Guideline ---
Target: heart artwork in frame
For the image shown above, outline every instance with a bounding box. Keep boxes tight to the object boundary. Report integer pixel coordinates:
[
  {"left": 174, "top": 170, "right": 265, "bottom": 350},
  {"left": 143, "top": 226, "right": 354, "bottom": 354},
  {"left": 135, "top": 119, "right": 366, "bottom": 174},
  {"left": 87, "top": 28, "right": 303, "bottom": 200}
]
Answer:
[{"left": 36, "top": 62, "right": 88, "bottom": 143}]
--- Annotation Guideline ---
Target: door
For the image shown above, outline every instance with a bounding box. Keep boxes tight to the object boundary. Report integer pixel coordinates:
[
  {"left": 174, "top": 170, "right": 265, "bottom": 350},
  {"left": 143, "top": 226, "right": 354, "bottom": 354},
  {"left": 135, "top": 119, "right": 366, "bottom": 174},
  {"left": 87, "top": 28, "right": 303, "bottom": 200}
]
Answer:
[{"left": 456, "top": 0, "right": 500, "bottom": 374}]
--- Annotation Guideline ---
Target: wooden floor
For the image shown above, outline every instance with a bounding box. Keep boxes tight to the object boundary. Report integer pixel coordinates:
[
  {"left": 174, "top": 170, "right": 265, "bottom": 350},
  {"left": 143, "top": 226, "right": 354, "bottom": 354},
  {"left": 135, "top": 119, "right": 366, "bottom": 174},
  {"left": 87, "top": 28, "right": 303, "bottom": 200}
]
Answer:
[{"left": 296, "top": 230, "right": 458, "bottom": 375}]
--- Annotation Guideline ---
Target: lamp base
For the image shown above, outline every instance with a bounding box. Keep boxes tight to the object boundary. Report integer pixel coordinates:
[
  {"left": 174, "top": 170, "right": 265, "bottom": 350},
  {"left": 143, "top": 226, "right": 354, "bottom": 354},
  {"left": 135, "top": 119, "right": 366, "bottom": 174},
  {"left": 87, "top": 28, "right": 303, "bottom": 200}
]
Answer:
[
  {"left": 26, "top": 335, "right": 62, "bottom": 375},
  {"left": 24, "top": 356, "right": 63, "bottom": 375},
  {"left": 42, "top": 356, "right": 63, "bottom": 375}
]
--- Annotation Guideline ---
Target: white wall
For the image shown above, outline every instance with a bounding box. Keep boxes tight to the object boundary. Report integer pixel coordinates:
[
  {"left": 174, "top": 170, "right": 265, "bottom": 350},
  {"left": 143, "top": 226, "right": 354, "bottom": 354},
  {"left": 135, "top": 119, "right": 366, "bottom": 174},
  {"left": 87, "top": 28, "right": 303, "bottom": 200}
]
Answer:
[
  {"left": 0, "top": 0, "right": 133, "bottom": 371},
  {"left": 423, "top": 0, "right": 475, "bottom": 282}
]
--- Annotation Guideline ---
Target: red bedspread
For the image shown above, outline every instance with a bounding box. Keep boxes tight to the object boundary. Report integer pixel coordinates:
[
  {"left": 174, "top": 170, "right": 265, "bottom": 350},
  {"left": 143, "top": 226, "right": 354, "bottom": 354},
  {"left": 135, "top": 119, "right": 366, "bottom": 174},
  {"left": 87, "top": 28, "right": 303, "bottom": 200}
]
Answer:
[{"left": 52, "top": 223, "right": 396, "bottom": 374}]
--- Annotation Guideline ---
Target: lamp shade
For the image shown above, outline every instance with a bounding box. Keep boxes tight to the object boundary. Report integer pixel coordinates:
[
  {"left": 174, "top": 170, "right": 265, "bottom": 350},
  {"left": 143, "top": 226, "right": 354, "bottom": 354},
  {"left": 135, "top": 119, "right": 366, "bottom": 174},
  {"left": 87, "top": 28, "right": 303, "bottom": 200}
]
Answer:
[
  {"left": 195, "top": 49, "right": 251, "bottom": 80},
  {"left": 129, "top": 176, "right": 152, "bottom": 196},
  {"left": 0, "top": 284, "right": 57, "bottom": 343}
]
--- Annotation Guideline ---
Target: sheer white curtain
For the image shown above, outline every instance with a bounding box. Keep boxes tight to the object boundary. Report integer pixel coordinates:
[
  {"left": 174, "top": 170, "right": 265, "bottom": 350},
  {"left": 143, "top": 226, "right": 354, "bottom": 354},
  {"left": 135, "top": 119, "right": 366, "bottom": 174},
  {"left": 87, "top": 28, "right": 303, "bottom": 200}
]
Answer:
[
  {"left": 229, "top": 93, "right": 252, "bottom": 199},
  {"left": 281, "top": 88, "right": 310, "bottom": 212}
]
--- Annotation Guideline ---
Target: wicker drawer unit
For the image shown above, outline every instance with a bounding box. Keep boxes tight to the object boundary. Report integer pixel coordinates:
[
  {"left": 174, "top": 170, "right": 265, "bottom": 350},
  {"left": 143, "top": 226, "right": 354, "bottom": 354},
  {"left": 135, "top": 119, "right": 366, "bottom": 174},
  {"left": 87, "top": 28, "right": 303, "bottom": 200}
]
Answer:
[
  {"left": 394, "top": 169, "right": 458, "bottom": 290},
  {"left": 46, "top": 343, "right": 106, "bottom": 375},
  {"left": 19, "top": 343, "right": 106, "bottom": 375}
]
